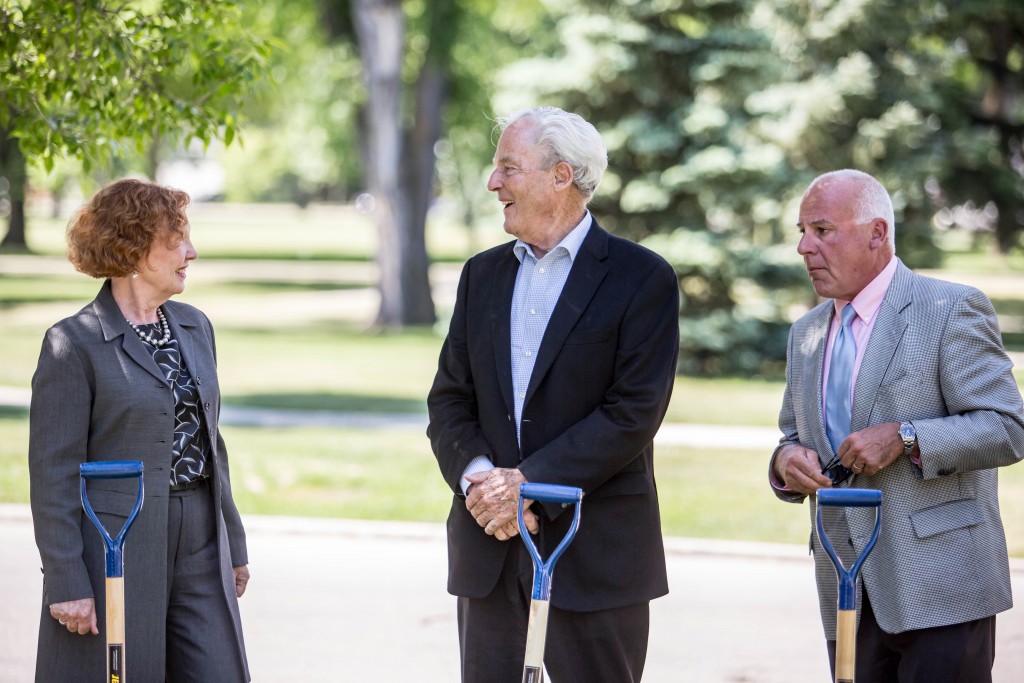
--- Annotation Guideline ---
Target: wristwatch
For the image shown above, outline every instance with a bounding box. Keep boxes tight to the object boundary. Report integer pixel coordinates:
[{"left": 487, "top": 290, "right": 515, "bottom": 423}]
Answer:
[{"left": 899, "top": 421, "right": 917, "bottom": 458}]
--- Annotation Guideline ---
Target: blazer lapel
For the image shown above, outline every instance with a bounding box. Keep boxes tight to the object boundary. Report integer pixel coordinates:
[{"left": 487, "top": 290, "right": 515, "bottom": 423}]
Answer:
[
  {"left": 93, "top": 280, "right": 168, "bottom": 385},
  {"left": 166, "top": 307, "right": 199, "bottom": 381},
  {"left": 525, "top": 225, "right": 609, "bottom": 404},
  {"left": 164, "top": 303, "right": 220, "bottom": 425},
  {"left": 490, "top": 245, "right": 520, "bottom": 418},
  {"left": 852, "top": 261, "right": 912, "bottom": 432}
]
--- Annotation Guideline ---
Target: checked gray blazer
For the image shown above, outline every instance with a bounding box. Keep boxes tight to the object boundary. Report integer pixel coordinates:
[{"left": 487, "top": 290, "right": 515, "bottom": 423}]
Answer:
[{"left": 773, "top": 260, "right": 1024, "bottom": 638}]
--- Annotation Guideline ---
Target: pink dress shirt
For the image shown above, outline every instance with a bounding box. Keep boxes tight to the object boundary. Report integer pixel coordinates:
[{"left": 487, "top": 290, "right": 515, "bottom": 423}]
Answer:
[
  {"left": 821, "top": 256, "right": 899, "bottom": 419},
  {"left": 771, "top": 256, "right": 900, "bottom": 490}
]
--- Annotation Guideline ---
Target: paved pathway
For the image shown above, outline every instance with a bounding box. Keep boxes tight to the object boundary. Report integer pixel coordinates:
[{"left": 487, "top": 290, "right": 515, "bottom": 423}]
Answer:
[{"left": 3, "top": 504, "right": 1024, "bottom": 682}]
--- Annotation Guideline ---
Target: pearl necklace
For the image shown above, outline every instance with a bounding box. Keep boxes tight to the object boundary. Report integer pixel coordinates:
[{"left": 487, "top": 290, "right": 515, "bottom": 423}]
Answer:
[{"left": 126, "top": 307, "right": 171, "bottom": 347}]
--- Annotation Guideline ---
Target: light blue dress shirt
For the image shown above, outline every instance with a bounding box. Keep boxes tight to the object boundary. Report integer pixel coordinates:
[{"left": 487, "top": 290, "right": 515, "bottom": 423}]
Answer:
[{"left": 459, "top": 212, "right": 593, "bottom": 493}]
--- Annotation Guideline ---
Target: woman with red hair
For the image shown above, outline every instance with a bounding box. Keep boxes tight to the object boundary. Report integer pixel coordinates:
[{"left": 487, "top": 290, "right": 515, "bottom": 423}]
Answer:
[{"left": 29, "top": 178, "right": 251, "bottom": 681}]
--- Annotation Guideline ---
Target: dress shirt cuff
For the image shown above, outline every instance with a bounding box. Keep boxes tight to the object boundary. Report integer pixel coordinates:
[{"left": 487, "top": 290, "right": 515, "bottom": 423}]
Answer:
[
  {"left": 908, "top": 446, "right": 923, "bottom": 478},
  {"left": 768, "top": 445, "right": 792, "bottom": 492},
  {"left": 460, "top": 455, "right": 494, "bottom": 496}
]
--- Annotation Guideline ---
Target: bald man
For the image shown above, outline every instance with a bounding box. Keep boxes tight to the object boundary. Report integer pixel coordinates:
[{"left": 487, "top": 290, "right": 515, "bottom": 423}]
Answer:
[{"left": 770, "top": 169, "right": 1024, "bottom": 682}]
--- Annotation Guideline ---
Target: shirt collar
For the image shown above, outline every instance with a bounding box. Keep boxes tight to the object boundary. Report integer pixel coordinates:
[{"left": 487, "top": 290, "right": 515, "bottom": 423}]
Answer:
[
  {"left": 833, "top": 255, "right": 898, "bottom": 325},
  {"left": 514, "top": 210, "right": 592, "bottom": 263}
]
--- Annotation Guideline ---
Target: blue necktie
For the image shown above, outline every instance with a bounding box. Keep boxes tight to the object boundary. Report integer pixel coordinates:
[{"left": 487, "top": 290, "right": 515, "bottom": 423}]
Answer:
[{"left": 826, "top": 304, "right": 858, "bottom": 454}]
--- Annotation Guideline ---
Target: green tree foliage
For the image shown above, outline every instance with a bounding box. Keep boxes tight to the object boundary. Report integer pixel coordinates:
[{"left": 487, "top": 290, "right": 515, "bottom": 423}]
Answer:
[
  {"left": 493, "top": 0, "right": 1024, "bottom": 376},
  {"left": 311, "top": 0, "right": 552, "bottom": 327},
  {"left": 220, "top": 0, "right": 364, "bottom": 204},
  {"left": 754, "top": 0, "right": 1024, "bottom": 258},
  {"left": 909, "top": 0, "right": 1024, "bottom": 254},
  {"left": 0, "top": 0, "right": 272, "bottom": 247},
  {"left": 435, "top": 1, "right": 559, "bottom": 238},
  {"left": 495, "top": 0, "right": 808, "bottom": 376}
]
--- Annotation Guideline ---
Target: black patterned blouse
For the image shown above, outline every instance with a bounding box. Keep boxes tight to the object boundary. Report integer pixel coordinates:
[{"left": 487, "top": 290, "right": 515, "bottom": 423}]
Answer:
[{"left": 134, "top": 321, "right": 210, "bottom": 486}]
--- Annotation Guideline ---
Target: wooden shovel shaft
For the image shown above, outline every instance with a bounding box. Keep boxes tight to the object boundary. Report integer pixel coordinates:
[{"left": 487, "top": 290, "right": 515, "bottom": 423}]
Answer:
[
  {"left": 835, "top": 608, "right": 856, "bottom": 683},
  {"left": 106, "top": 576, "right": 126, "bottom": 683},
  {"left": 521, "top": 598, "right": 550, "bottom": 683}
]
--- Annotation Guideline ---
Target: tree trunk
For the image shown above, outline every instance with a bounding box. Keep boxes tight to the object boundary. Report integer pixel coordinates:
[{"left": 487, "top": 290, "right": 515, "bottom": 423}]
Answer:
[
  {"left": 0, "top": 127, "right": 28, "bottom": 251},
  {"left": 979, "top": 19, "right": 1023, "bottom": 254},
  {"left": 398, "top": 61, "right": 445, "bottom": 325},
  {"left": 352, "top": 0, "right": 421, "bottom": 328},
  {"left": 146, "top": 131, "right": 161, "bottom": 181}
]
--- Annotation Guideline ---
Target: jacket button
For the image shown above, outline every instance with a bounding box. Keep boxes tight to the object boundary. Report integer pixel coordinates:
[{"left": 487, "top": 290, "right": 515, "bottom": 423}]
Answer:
[{"left": 204, "top": 402, "right": 211, "bottom": 410}]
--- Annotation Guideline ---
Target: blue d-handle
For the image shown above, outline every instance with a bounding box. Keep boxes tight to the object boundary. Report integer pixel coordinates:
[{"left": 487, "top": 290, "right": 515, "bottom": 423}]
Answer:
[
  {"left": 816, "top": 487, "right": 882, "bottom": 610},
  {"left": 80, "top": 461, "right": 144, "bottom": 479},
  {"left": 817, "top": 488, "right": 883, "bottom": 508},
  {"left": 520, "top": 482, "right": 582, "bottom": 505},
  {"left": 80, "top": 461, "right": 145, "bottom": 579},
  {"left": 518, "top": 483, "right": 583, "bottom": 601}
]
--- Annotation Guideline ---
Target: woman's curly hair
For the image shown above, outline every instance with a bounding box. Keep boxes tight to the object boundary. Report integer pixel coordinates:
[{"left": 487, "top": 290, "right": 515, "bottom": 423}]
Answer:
[{"left": 67, "top": 179, "right": 191, "bottom": 278}]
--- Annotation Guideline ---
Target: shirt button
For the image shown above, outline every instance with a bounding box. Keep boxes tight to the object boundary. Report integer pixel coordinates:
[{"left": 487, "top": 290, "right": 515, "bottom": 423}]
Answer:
[
  {"left": 524, "top": 351, "right": 531, "bottom": 357},
  {"left": 539, "top": 267, "right": 546, "bottom": 274},
  {"left": 518, "top": 392, "right": 526, "bottom": 399},
  {"left": 530, "top": 308, "right": 536, "bottom": 315}
]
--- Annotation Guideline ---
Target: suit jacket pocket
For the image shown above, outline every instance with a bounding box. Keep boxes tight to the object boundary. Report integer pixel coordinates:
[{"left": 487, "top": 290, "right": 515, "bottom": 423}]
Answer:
[
  {"left": 82, "top": 488, "right": 139, "bottom": 517},
  {"left": 587, "top": 470, "right": 652, "bottom": 499},
  {"left": 909, "top": 498, "right": 983, "bottom": 539},
  {"left": 565, "top": 327, "right": 615, "bottom": 345},
  {"left": 878, "top": 368, "right": 908, "bottom": 387}
]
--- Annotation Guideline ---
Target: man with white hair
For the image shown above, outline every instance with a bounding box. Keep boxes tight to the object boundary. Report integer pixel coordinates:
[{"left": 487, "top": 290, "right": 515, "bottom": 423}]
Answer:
[
  {"left": 428, "top": 107, "right": 679, "bottom": 681},
  {"left": 770, "top": 169, "right": 1024, "bottom": 681}
]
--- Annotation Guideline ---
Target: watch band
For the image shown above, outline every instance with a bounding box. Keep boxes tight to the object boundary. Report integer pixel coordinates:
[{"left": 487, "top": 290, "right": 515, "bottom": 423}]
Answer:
[{"left": 900, "top": 422, "right": 916, "bottom": 458}]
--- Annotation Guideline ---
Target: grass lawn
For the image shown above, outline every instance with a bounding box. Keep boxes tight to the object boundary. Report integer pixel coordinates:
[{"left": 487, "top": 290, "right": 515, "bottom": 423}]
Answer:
[
  {"left": 0, "top": 409, "right": 30, "bottom": 503},
  {"left": 0, "top": 269, "right": 786, "bottom": 421},
  {"left": 3, "top": 208, "right": 1024, "bottom": 551},
  {"left": 6, "top": 408, "right": 1024, "bottom": 554}
]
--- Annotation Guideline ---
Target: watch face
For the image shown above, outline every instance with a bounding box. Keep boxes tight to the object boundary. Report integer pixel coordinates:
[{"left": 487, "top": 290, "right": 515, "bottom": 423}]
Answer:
[{"left": 900, "top": 422, "right": 916, "bottom": 442}]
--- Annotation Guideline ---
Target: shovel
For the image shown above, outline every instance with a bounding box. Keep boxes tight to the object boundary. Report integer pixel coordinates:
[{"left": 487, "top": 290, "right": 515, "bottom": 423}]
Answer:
[
  {"left": 816, "top": 487, "right": 882, "bottom": 683},
  {"left": 517, "top": 482, "right": 583, "bottom": 683},
  {"left": 80, "top": 460, "right": 145, "bottom": 683}
]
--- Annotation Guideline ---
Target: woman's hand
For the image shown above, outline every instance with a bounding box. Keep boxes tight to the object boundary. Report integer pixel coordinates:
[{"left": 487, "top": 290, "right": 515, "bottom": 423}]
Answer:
[
  {"left": 233, "top": 565, "right": 250, "bottom": 598},
  {"left": 49, "top": 598, "right": 98, "bottom": 635}
]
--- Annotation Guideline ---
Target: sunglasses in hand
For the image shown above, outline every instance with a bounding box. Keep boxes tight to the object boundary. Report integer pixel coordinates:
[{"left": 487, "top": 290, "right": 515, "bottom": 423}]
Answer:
[{"left": 821, "top": 454, "right": 853, "bottom": 486}]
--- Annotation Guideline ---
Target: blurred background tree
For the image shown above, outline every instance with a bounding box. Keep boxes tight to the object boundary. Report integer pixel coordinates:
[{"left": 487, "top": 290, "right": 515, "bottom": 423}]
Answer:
[
  {"left": 0, "top": 0, "right": 273, "bottom": 250},
  {"left": 490, "top": 0, "right": 1024, "bottom": 375},
  {"left": 492, "top": 0, "right": 810, "bottom": 375},
  {"left": 753, "top": 0, "right": 1024, "bottom": 264},
  {"left": 3, "top": 0, "right": 1022, "bottom": 374},
  {"left": 219, "top": 0, "right": 364, "bottom": 206},
  {"left": 312, "top": 0, "right": 551, "bottom": 327}
]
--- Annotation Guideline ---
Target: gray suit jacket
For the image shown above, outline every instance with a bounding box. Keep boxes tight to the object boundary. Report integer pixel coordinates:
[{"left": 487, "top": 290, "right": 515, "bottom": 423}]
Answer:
[
  {"left": 773, "top": 260, "right": 1024, "bottom": 638},
  {"left": 29, "top": 280, "right": 249, "bottom": 682}
]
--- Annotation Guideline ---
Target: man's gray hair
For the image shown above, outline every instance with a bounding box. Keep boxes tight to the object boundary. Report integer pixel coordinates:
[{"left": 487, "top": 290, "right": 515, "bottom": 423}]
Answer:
[
  {"left": 497, "top": 107, "right": 608, "bottom": 201},
  {"left": 808, "top": 169, "right": 897, "bottom": 247}
]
